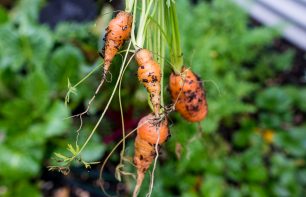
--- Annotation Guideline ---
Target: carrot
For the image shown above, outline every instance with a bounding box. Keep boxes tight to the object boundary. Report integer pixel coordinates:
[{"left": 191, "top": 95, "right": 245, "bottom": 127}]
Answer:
[
  {"left": 72, "top": 11, "right": 133, "bottom": 120},
  {"left": 133, "top": 113, "right": 169, "bottom": 197},
  {"left": 135, "top": 49, "right": 161, "bottom": 117},
  {"left": 101, "top": 11, "right": 133, "bottom": 75},
  {"left": 169, "top": 66, "right": 208, "bottom": 122}
]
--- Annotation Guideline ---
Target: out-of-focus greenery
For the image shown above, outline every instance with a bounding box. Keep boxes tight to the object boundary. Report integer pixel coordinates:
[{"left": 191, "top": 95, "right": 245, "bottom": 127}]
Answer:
[
  {"left": 0, "top": 0, "right": 305, "bottom": 196},
  {"left": 0, "top": 0, "right": 105, "bottom": 196}
]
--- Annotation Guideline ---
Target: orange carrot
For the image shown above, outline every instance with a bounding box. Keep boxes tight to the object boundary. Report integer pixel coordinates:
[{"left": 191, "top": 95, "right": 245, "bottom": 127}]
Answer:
[
  {"left": 73, "top": 11, "right": 132, "bottom": 119},
  {"left": 101, "top": 11, "right": 133, "bottom": 75},
  {"left": 169, "top": 66, "right": 208, "bottom": 122},
  {"left": 135, "top": 49, "right": 161, "bottom": 117},
  {"left": 133, "top": 113, "right": 169, "bottom": 197}
]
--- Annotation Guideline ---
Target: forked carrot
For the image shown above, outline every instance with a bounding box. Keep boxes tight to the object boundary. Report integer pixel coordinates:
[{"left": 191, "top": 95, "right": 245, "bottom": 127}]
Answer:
[{"left": 133, "top": 113, "right": 169, "bottom": 197}]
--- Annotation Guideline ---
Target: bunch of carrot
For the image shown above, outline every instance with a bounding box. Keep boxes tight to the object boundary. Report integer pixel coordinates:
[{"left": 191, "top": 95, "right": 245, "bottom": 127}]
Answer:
[
  {"left": 61, "top": 0, "right": 208, "bottom": 196},
  {"left": 96, "top": 0, "right": 208, "bottom": 195}
]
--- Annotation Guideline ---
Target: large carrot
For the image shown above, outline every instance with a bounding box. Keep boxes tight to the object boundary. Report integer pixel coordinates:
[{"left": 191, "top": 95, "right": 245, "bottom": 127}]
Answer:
[
  {"left": 133, "top": 113, "right": 169, "bottom": 197},
  {"left": 169, "top": 66, "right": 208, "bottom": 122},
  {"left": 135, "top": 49, "right": 161, "bottom": 117},
  {"left": 101, "top": 11, "right": 133, "bottom": 75}
]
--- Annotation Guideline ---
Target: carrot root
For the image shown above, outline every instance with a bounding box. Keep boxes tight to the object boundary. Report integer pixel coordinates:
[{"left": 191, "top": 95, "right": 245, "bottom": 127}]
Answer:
[
  {"left": 133, "top": 170, "right": 145, "bottom": 197},
  {"left": 169, "top": 66, "right": 208, "bottom": 122},
  {"left": 132, "top": 114, "right": 169, "bottom": 196},
  {"left": 135, "top": 49, "right": 162, "bottom": 117},
  {"left": 102, "top": 11, "right": 133, "bottom": 73}
]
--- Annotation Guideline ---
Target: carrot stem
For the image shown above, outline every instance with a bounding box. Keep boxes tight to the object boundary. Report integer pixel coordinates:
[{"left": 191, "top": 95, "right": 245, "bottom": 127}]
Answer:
[
  {"left": 125, "top": 0, "right": 135, "bottom": 13},
  {"left": 168, "top": 2, "right": 183, "bottom": 74},
  {"left": 136, "top": 0, "right": 154, "bottom": 48}
]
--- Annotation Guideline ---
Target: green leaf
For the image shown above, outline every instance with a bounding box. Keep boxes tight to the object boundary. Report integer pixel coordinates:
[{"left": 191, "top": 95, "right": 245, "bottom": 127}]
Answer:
[
  {"left": 6, "top": 124, "right": 47, "bottom": 148},
  {"left": 0, "top": 25, "right": 25, "bottom": 70},
  {"left": 3, "top": 181, "right": 42, "bottom": 197},
  {"left": 200, "top": 174, "right": 225, "bottom": 197},
  {"left": 296, "top": 89, "right": 306, "bottom": 112},
  {"left": 12, "top": 0, "right": 42, "bottom": 24},
  {"left": 226, "top": 187, "right": 242, "bottom": 197},
  {"left": 43, "top": 101, "right": 70, "bottom": 137},
  {"left": 0, "top": 6, "right": 8, "bottom": 24},
  {"left": 47, "top": 45, "right": 84, "bottom": 91},
  {"left": 275, "top": 127, "right": 306, "bottom": 157},
  {"left": 0, "top": 144, "right": 43, "bottom": 179},
  {"left": 0, "top": 24, "right": 53, "bottom": 71},
  {"left": 233, "top": 130, "right": 252, "bottom": 148},
  {"left": 54, "top": 152, "right": 69, "bottom": 161},
  {"left": 14, "top": 182, "right": 42, "bottom": 197},
  {"left": 79, "top": 132, "right": 105, "bottom": 163},
  {"left": 246, "top": 163, "right": 268, "bottom": 182},
  {"left": 20, "top": 71, "right": 50, "bottom": 116},
  {"left": 0, "top": 98, "right": 35, "bottom": 130},
  {"left": 25, "top": 26, "right": 53, "bottom": 68},
  {"left": 67, "top": 144, "right": 77, "bottom": 155},
  {"left": 226, "top": 156, "right": 243, "bottom": 182},
  {"left": 256, "top": 87, "right": 293, "bottom": 112},
  {"left": 245, "top": 185, "right": 268, "bottom": 197}
]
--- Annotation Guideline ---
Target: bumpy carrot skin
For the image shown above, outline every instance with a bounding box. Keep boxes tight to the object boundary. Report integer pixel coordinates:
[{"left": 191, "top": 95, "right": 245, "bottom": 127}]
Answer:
[
  {"left": 135, "top": 49, "right": 161, "bottom": 117},
  {"left": 169, "top": 66, "right": 208, "bottom": 122},
  {"left": 101, "top": 11, "right": 133, "bottom": 74},
  {"left": 133, "top": 114, "right": 169, "bottom": 197},
  {"left": 137, "top": 113, "right": 169, "bottom": 145}
]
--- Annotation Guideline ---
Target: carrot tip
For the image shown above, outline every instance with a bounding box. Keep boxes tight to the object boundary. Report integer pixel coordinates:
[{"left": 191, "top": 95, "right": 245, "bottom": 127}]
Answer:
[{"left": 133, "top": 171, "right": 145, "bottom": 197}]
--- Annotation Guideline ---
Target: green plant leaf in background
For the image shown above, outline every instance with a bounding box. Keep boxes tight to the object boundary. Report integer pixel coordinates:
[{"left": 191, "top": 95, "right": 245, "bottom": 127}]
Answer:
[
  {"left": 47, "top": 44, "right": 84, "bottom": 91},
  {"left": 0, "top": 24, "right": 53, "bottom": 71},
  {"left": 0, "top": 144, "right": 43, "bottom": 179},
  {"left": 11, "top": 0, "right": 42, "bottom": 25},
  {"left": 275, "top": 126, "right": 306, "bottom": 157},
  {"left": 0, "top": 5, "right": 8, "bottom": 24},
  {"left": 0, "top": 25, "right": 25, "bottom": 71},
  {"left": 20, "top": 71, "right": 50, "bottom": 116},
  {"left": 42, "top": 101, "right": 71, "bottom": 137},
  {"left": 1, "top": 181, "right": 41, "bottom": 197}
]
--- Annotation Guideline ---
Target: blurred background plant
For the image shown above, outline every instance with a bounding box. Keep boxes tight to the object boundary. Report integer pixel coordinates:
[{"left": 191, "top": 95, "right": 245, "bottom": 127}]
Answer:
[{"left": 0, "top": 0, "right": 305, "bottom": 196}]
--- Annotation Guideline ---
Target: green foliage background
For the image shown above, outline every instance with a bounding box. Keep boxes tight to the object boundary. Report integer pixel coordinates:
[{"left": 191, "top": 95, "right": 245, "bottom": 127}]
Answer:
[{"left": 0, "top": 0, "right": 305, "bottom": 196}]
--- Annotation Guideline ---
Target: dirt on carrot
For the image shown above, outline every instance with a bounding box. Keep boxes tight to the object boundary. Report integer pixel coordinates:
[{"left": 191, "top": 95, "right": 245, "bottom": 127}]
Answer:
[
  {"left": 133, "top": 113, "right": 169, "bottom": 197},
  {"left": 101, "top": 11, "right": 133, "bottom": 75},
  {"left": 169, "top": 66, "right": 208, "bottom": 122},
  {"left": 72, "top": 11, "right": 133, "bottom": 120},
  {"left": 135, "top": 49, "right": 161, "bottom": 117}
]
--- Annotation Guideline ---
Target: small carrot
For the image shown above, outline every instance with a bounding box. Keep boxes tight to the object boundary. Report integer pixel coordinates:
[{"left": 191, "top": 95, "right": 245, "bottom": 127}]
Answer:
[
  {"left": 133, "top": 113, "right": 169, "bottom": 197},
  {"left": 135, "top": 49, "right": 161, "bottom": 117},
  {"left": 101, "top": 11, "right": 133, "bottom": 75},
  {"left": 169, "top": 66, "right": 208, "bottom": 122},
  {"left": 73, "top": 11, "right": 133, "bottom": 119}
]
